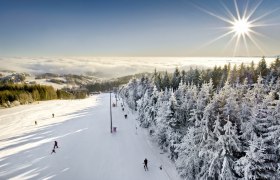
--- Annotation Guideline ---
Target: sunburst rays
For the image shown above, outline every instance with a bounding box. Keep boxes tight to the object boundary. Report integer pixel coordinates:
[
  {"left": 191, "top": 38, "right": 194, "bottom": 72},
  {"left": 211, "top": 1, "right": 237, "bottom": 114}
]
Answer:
[{"left": 198, "top": 0, "right": 279, "bottom": 56}]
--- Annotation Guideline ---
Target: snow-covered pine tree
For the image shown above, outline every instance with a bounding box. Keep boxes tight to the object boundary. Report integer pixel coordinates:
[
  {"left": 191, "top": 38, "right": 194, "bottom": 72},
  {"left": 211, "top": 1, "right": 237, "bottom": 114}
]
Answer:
[
  {"left": 136, "top": 90, "right": 151, "bottom": 128},
  {"left": 147, "top": 86, "right": 159, "bottom": 128},
  {"left": 162, "top": 71, "right": 170, "bottom": 89},
  {"left": 241, "top": 92, "right": 279, "bottom": 179},
  {"left": 155, "top": 90, "right": 181, "bottom": 153},
  {"left": 175, "top": 82, "right": 198, "bottom": 130},
  {"left": 218, "top": 118, "right": 241, "bottom": 179},
  {"left": 155, "top": 89, "right": 171, "bottom": 150},
  {"left": 236, "top": 136, "right": 266, "bottom": 180},
  {"left": 125, "top": 77, "right": 139, "bottom": 110},
  {"left": 171, "top": 67, "right": 181, "bottom": 90},
  {"left": 176, "top": 127, "right": 200, "bottom": 180}
]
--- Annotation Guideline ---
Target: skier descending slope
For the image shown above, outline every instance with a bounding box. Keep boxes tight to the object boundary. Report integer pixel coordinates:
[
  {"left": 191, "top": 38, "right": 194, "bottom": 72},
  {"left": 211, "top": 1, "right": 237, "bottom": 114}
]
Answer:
[
  {"left": 0, "top": 94, "right": 182, "bottom": 180},
  {"left": 51, "top": 141, "right": 59, "bottom": 154},
  {"left": 144, "top": 158, "right": 148, "bottom": 171},
  {"left": 54, "top": 141, "right": 59, "bottom": 149}
]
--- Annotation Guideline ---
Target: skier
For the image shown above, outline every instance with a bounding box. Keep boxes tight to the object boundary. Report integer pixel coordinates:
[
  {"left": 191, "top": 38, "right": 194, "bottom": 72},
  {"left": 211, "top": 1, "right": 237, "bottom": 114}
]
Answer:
[
  {"left": 159, "top": 165, "right": 162, "bottom": 170},
  {"left": 53, "top": 140, "right": 59, "bottom": 149},
  {"left": 52, "top": 113, "right": 54, "bottom": 118},
  {"left": 124, "top": 114, "right": 127, "bottom": 119},
  {"left": 35, "top": 121, "right": 37, "bottom": 125},
  {"left": 144, "top": 158, "right": 148, "bottom": 171},
  {"left": 51, "top": 141, "right": 59, "bottom": 154}
]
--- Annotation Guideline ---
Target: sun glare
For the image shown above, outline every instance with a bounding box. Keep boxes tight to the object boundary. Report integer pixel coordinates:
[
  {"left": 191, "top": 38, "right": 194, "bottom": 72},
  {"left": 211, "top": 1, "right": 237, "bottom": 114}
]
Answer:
[
  {"left": 233, "top": 18, "right": 250, "bottom": 35},
  {"left": 198, "top": 0, "right": 279, "bottom": 56}
]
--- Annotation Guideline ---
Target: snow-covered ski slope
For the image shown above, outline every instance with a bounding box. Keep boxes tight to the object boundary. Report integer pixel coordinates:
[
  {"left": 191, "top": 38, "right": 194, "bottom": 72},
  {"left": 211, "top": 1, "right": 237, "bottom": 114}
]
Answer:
[{"left": 0, "top": 94, "right": 182, "bottom": 180}]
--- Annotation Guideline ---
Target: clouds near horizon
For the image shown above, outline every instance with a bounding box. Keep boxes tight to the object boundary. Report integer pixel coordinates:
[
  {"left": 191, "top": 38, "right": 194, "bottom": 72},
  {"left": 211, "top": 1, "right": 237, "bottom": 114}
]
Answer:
[{"left": 0, "top": 57, "right": 276, "bottom": 78}]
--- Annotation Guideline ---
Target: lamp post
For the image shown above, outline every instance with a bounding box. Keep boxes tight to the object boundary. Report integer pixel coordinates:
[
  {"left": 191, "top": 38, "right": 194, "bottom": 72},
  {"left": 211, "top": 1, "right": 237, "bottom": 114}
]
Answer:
[{"left": 110, "top": 91, "right": 112, "bottom": 133}]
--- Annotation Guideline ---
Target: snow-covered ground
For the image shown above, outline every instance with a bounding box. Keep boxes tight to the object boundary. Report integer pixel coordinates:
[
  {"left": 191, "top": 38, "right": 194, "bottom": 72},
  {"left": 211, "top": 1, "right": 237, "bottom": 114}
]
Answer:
[{"left": 0, "top": 94, "right": 181, "bottom": 180}]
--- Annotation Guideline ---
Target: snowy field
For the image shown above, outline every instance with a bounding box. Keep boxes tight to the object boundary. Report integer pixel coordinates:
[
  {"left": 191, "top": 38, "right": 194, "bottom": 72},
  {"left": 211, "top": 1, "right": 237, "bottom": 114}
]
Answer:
[{"left": 0, "top": 94, "right": 181, "bottom": 180}]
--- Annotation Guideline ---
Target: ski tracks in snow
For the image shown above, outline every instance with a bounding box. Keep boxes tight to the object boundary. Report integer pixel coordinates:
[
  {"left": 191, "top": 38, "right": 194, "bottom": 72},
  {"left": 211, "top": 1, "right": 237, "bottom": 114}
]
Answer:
[{"left": 0, "top": 94, "right": 182, "bottom": 180}]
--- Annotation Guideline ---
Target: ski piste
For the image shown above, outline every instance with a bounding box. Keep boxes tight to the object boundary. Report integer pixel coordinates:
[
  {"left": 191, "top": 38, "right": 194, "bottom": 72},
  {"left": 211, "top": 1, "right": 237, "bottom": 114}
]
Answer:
[{"left": 0, "top": 94, "right": 181, "bottom": 180}]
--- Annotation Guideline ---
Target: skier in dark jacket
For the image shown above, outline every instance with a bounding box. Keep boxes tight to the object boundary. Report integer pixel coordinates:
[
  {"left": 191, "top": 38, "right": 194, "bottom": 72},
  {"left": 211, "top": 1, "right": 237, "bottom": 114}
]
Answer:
[
  {"left": 54, "top": 141, "right": 58, "bottom": 149},
  {"left": 144, "top": 158, "right": 148, "bottom": 171}
]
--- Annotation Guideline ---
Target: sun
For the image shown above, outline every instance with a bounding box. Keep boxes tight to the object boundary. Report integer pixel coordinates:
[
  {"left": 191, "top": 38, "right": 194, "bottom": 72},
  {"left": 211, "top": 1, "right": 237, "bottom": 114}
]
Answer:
[
  {"left": 233, "top": 18, "right": 251, "bottom": 35},
  {"left": 197, "top": 0, "right": 279, "bottom": 56}
]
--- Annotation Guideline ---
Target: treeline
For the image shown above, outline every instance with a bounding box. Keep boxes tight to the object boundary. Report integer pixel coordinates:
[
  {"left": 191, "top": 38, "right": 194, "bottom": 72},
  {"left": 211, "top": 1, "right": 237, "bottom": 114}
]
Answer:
[
  {"left": 153, "top": 56, "right": 280, "bottom": 91},
  {"left": 85, "top": 81, "right": 123, "bottom": 92},
  {"left": 85, "top": 73, "right": 151, "bottom": 92},
  {"left": 0, "top": 84, "right": 87, "bottom": 108},
  {"left": 120, "top": 57, "right": 280, "bottom": 179}
]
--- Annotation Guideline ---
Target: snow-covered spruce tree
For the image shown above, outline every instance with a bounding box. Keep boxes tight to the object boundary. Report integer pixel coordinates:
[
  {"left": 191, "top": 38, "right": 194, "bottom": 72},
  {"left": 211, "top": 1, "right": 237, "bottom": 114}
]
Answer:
[
  {"left": 198, "top": 115, "right": 242, "bottom": 180},
  {"left": 175, "top": 81, "right": 198, "bottom": 130},
  {"left": 266, "top": 96, "right": 280, "bottom": 177},
  {"left": 222, "top": 81, "right": 241, "bottom": 129},
  {"left": 195, "top": 81, "right": 243, "bottom": 179},
  {"left": 137, "top": 85, "right": 160, "bottom": 129},
  {"left": 146, "top": 86, "right": 160, "bottom": 128},
  {"left": 124, "top": 77, "right": 139, "bottom": 110},
  {"left": 171, "top": 67, "right": 181, "bottom": 90},
  {"left": 188, "top": 92, "right": 220, "bottom": 179},
  {"left": 136, "top": 90, "right": 151, "bottom": 128},
  {"left": 187, "top": 80, "right": 213, "bottom": 129},
  {"left": 176, "top": 83, "right": 213, "bottom": 180},
  {"left": 195, "top": 114, "right": 216, "bottom": 179},
  {"left": 238, "top": 92, "right": 279, "bottom": 179},
  {"left": 175, "top": 82, "right": 214, "bottom": 179},
  {"left": 155, "top": 90, "right": 180, "bottom": 153},
  {"left": 154, "top": 89, "right": 170, "bottom": 150},
  {"left": 137, "top": 75, "right": 153, "bottom": 101},
  {"left": 162, "top": 71, "right": 171, "bottom": 89},
  {"left": 153, "top": 69, "right": 163, "bottom": 91},
  {"left": 176, "top": 127, "right": 200, "bottom": 180},
  {"left": 252, "top": 75, "right": 266, "bottom": 105},
  {"left": 236, "top": 135, "right": 267, "bottom": 180},
  {"left": 174, "top": 80, "right": 187, "bottom": 109},
  {"left": 122, "top": 75, "right": 153, "bottom": 111},
  {"left": 218, "top": 118, "right": 242, "bottom": 180},
  {"left": 166, "top": 91, "right": 182, "bottom": 160},
  {"left": 239, "top": 78, "right": 254, "bottom": 144}
]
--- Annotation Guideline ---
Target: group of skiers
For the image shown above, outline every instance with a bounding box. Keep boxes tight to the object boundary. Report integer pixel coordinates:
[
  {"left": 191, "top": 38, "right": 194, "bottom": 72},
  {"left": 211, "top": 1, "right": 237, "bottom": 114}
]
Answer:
[
  {"left": 143, "top": 158, "right": 163, "bottom": 171},
  {"left": 46, "top": 103, "right": 160, "bottom": 172},
  {"left": 121, "top": 103, "right": 128, "bottom": 119},
  {"left": 120, "top": 103, "right": 162, "bottom": 172},
  {"left": 34, "top": 113, "right": 55, "bottom": 125}
]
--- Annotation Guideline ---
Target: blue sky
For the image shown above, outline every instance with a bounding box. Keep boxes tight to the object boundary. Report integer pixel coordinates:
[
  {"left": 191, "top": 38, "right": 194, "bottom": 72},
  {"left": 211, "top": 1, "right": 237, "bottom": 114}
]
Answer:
[{"left": 0, "top": 0, "right": 280, "bottom": 57}]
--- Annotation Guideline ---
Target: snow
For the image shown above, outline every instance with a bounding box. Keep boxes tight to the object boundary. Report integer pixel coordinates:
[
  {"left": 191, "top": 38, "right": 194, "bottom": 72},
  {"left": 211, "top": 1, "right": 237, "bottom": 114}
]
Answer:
[{"left": 0, "top": 94, "right": 181, "bottom": 180}]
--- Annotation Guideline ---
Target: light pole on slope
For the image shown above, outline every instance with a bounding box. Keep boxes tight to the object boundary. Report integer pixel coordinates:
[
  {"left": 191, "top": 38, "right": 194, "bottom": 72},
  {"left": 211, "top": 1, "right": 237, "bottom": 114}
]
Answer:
[{"left": 110, "top": 91, "right": 112, "bottom": 133}]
